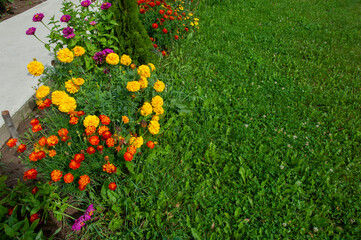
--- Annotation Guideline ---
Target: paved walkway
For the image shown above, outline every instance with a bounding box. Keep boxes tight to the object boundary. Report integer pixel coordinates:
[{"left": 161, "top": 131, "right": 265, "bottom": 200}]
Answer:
[{"left": 0, "top": 0, "right": 64, "bottom": 146}]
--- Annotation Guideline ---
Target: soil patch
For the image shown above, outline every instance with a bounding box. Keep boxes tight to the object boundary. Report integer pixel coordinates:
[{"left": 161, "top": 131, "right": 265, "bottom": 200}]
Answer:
[{"left": 0, "top": 0, "right": 47, "bottom": 22}]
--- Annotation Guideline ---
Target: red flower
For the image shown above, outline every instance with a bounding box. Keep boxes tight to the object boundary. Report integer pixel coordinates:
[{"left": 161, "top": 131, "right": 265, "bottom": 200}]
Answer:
[
  {"left": 17, "top": 144, "right": 27, "bottom": 153},
  {"left": 162, "top": 28, "right": 168, "bottom": 34},
  {"left": 149, "top": 2, "right": 155, "bottom": 7},
  {"left": 38, "top": 137, "right": 47, "bottom": 147},
  {"left": 147, "top": 141, "right": 155, "bottom": 149},
  {"left": 124, "top": 152, "right": 133, "bottom": 162},
  {"left": 152, "top": 23, "right": 158, "bottom": 29},
  {"left": 64, "top": 173, "right": 74, "bottom": 183},
  {"left": 86, "top": 146, "right": 96, "bottom": 154},
  {"left": 6, "top": 138, "right": 17, "bottom": 148},
  {"left": 36, "top": 151, "right": 46, "bottom": 160},
  {"left": 30, "top": 213, "right": 40, "bottom": 223},
  {"left": 140, "top": 8, "right": 146, "bottom": 14},
  {"left": 185, "top": 27, "right": 189, "bottom": 32},
  {"left": 58, "top": 128, "right": 68, "bottom": 137},
  {"left": 153, "top": 44, "right": 158, "bottom": 48},
  {"left": 29, "top": 152, "right": 37, "bottom": 161},
  {"left": 31, "top": 186, "right": 39, "bottom": 194},
  {"left": 74, "top": 153, "right": 85, "bottom": 162},
  {"left": 106, "top": 137, "right": 115, "bottom": 147},
  {"left": 166, "top": 10, "right": 172, "bottom": 15},
  {"left": 102, "top": 131, "right": 112, "bottom": 140},
  {"left": 174, "top": 35, "right": 179, "bottom": 40},
  {"left": 8, "top": 207, "right": 14, "bottom": 216},
  {"left": 99, "top": 115, "right": 111, "bottom": 125},
  {"left": 159, "top": 9, "right": 164, "bottom": 15},
  {"left": 69, "top": 116, "right": 79, "bottom": 125},
  {"left": 155, "top": 1, "right": 160, "bottom": 5},
  {"left": 43, "top": 98, "right": 52, "bottom": 107},
  {"left": 69, "top": 160, "right": 81, "bottom": 170},
  {"left": 30, "top": 118, "right": 39, "bottom": 126},
  {"left": 23, "top": 169, "right": 38, "bottom": 180},
  {"left": 109, "top": 182, "right": 117, "bottom": 191},
  {"left": 32, "top": 124, "right": 42, "bottom": 132},
  {"left": 89, "top": 136, "right": 100, "bottom": 145},
  {"left": 97, "top": 145, "right": 104, "bottom": 152},
  {"left": 162, "top": 51, "right": 166, "bottom": 56},
  {"left": 169, "top": 16, "right": 174, "bottom": 20}
]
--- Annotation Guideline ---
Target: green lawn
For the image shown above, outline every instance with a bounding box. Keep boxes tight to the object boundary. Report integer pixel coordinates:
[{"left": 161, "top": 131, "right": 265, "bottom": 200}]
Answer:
[{"left": 99, "top": 0, "right": 361, "bottom": 238}]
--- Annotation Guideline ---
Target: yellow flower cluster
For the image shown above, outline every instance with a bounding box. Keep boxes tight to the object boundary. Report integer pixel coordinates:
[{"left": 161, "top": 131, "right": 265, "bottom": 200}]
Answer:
[
  {"left": 72, "top": 78, "right": 85, "bottom": 85},
  {"left": 151, "top": 95, "right": 164, "bottom": 109},
  {"left": 122, "top": 116, "right": 129, "bottom": 124},
  {"left": 148, "top": 120, "right": 160, "bottom": 135},
  {"left": 139, "top": 77, "right": 148, "bottom": 89},
  {"left": 129, "top": 136, "right": 143, "bottom": 149},
  {"left": 73, "top": 46, "right": 86, "bottom": 57},
  {"left": 51, "top": 90, "right": 77, "bottom": 113},
  {"left": 120, "top": 54, "right": 132, "bottom": 66},
  {"left": 153, "top": 106, "right": 164, "bottom": 115},
  {"left": 106, "top": 53, "right": 120, "bottom": 65},
  {"left": 83, "top": 115, "right": 100, "bottom": 128},
  {"left": 36, "top": 85, "right": 50, "bottom": 100},
  {"left": 57, "top": 48, "right": 74, "bottom": 63},
  {"left": 140, "top": 102, "right": 152, "bottom": 116},
  {"left": 65, "top": 78, "right": 85, "bottom": 94},
  {"left": 137, "top": 65, "right": 151, "bottom": 78},
  {"left": 126, "top": 81, "right": 141, "bottom": 92},
  {"left": 27, "top": 59, "right": 44, "bottom": 76},
  {"left": 153, "top": 80, "right": 165, "bottom": 92}
]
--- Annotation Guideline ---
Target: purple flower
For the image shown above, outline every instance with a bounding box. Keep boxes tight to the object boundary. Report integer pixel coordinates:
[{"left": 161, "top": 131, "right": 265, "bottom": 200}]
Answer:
[
  {"left": 60, "top": 15, "right": 71, "bottom": 22},
  {"left": 65, "top": 34, "right": 75, "bottom": 39},
  {"left": 62, "top": 26, "right": 74, "bottom": 38},
  {"left": 93, "top": 51, "right": 105, "bottom": 64},
  {"left": 101, "top": 2, "right": 111, "bottom": 10},
  {"left": 89, "top": 21, "right": 97, "bottom": 26},
  {"left": 85, "top": 204, "right": 95, "bottom": 218},
  {"left": 32, "top": 13, "right": 44, "bottom": 22},
  {"left": 26, "top": 27, "right": 36, "bottom": 35},
  {"left": 72, "top": 215, "right": 86, "bottom": 231},
  {"left": 103, "top": 68, "right": 110, "bottom": 74},
  {"left": 81, "top": 0, "right": 91, "bottom": 7},
  {"left": 102, "top": 48, "right": 114, "bottom": 55}
]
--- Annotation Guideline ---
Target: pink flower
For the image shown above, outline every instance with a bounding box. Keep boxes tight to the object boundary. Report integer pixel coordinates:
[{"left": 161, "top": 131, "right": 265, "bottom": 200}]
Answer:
[
  {"left": 26, "top": 27, "right": 36, "bottom": 35},
  {"left": 60, "top": 15, "right": 71, "bottom": 22},
  {"left": 32, "top": 13, "right": 44, "bottom": 22},
  {"left": 101, "top": 2, "right": 111, "bottom": 9},
  {"left": 89, "top": 21, "right": 97, "bottom": 26},
  {"left": 81, "top": 0, "right": 91, "bottom": 7}
]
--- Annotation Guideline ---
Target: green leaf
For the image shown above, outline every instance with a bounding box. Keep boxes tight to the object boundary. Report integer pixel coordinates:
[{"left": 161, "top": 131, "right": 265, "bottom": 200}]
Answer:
[
  {"left": 234, "top": 207, "right": 242, "bottom": 218},
  {"left": 239, "top": 167, "right": 246, "bottom": 183},
  {"left": 109, "top": 218, "right": 123, "bottom": 231},
  {"left": 191, "top": 228, "right": 201, "bottom": 240},
  {"left": 48, "top": 227, "right": 62, "bottom": 240},
  {"left": 4, "top": 224, "right": 16, "bottom": 237},
  {"left": 126, "top": 161, "right": 135, "bottom": 174},
  {"left": 107, "top": 190, "right": 118, "bottom": 204}
]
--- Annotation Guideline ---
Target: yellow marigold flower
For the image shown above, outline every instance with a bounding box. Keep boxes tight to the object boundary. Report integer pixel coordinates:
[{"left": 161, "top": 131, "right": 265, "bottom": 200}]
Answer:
[
  {"left": 36, "top": 100, "right": 43, "bottom": 106},
  {"left": 189, "top": 13, "right": 193, "bottom": 16},
  {"left": 152, "top": 115, "right": 159, "bottom": 121},
  {"left": 83, "top": 115, "right": 100, "bottom": 128},
  {"left": 137, "top": 65, "right": 151, "bottom": 78},
  {"left": 190, "top": 22, "right": 194, "bottom": 26},
  {"left": 72, "top": 78, "right": 85, "bottom": 86},
  {"left": 194, "top": 18, "right": 199, "bottom": 21},
  {"left": 103, "top": 162, "right": 117, "bottom": 174},
  {"left": 122, "top": 116, "right": 129, "bottom": 124},
  {"left": 27, "top": 59, "right": 44, "bottom": 76},
  {"left": 148, "top": 63, "right": 155, "bottom": 71},
  {"left": 56, "top": 48, "right": 74, "bottom": 63},
  {"left": 73, "top": 46, "right": 85, "bottom": 56},
  {"left": 48, "top": 150, "right": 56, "bottom": 157},
  {"left": 148, "top": 120, "right": 160, "bottom": 135},
  {"left": 126, "top": 81, "right": 140, "bottom": 92},
  {"left": 140, "top": 102, "right": 152, "bottom": 116},
  {"left": 36, "top": 85, "right": 50, "bottom": 99},
  {"left": 195, "top": 21, "right": 199, "bottom": 26},
  {"left": 153, "top": 80, "right": 165, "bottom": 92},
  {"left": 120, "top": 54, "right": 132, "bottom": 66},
  {"left": 139, "top": 77, "right": 148, "bottom": 89},
  {"left": 129, "top": 136, "right": 143, "bottom": 149},
  {"left": 154, "top": 106, "right": 164, "bottom": 115},
  {"left": 151, "top": 95, "right": 164, "bottom": 109},
  {"left": 51, "top": 91, "right": 68, "bottom": 106},
  {"left": 106, "top": 53, "right": 120, "bottom": 65},
  {"left": 65, "top": 80, "right": 79, "bottom": 94},
  {"left": 58, "top": 96, "right": 77, "bottom": 113}
]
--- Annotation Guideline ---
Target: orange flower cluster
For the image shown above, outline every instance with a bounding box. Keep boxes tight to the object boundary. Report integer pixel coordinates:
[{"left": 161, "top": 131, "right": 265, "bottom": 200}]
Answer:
[
  {"left": 103, "top": 162, "right": 117, "bottom": 174},
  {"left": 37, "top": 98, "right": 52, "bottom": 110},
  {"left": 109, "top": 182, "right": 117, "bottom": 191},
  {"left": 6, "top": 138, "right": 17, "bottom": 147},
  {"left": 99, "top": 115, "right": 111, "bottom": 125},
  {"left": 64, "top": 173, "right": 74, "bottom": 183},
  {"left": 58, "top": 128, "right": 69, "bottom": 141},
  {"left": 31, "top": 118, "right": 43, "bottom": 133},
  {"left": 78, "top": 175, "right": 90, "bottom": 191},
  {"left": 51, "top": 170, "right": 63, "bottom": 182},
  {"left": 23, "top": 169, "right": 38, "bottom": 180}
]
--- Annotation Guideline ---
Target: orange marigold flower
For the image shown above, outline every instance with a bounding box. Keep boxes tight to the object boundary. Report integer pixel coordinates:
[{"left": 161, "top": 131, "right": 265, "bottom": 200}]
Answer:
[
  {"left": 64, "top": 173, "right": 74, "bottom": 183},
  {"left": 104, "top": 155, "right": 109, "bottom": 161},
  {"left": 58, "top": 128, "right": 68, "bottom": 137},
  {"left": 51, "top": 170, "right": 62, "bottom": 182},
  {"left": 69, "top": 160, "right": 81, "bottom": 170},
  {"left": 89, "top": 136, "right": 100, "bottom": 145},
  {"left": 124, "top": 152, "right": 134, "bottom": 162},
  {"left": 38, "top": 137, "right": 47, "bottom": 147},
  {"left": 24, "top": 169, "right": 38, "bottom": 180},
  {"left": 17, "top": 144, "right": 27, "bottom": 153},
  {"left": 30, "top": 118, "right": 39, "bottom": 126},
  {"left": 32, "top": 124, "right": 42, "bottom": 132},
  {"left": 147, "top": 141, "right": 155, "bottom": 149},
  {"left": 109, "top": 182, "right": 117, "bottom": 191},
  {"left": 78, "top": 175, "right": 90, "bottom": 186},
  {"left": 36, "top": 151, "right": 46, "bottom": 160},
  {"left": 127, "top": 146, "right": 136, "bottom": 155},
  {"left": 85, "top": 126, "right": 96, "bottom": 135},
  {"left": 31, "top": 186, "right": 39, "bottom": 194},
  {"left": 122, "top": 116, "right": 129, "bottom": 124},
  {"left": 69, "top": 116, "right": 79, "bottom": 125},
  {"left": 30, "top": 213, "right": 40, "bottom": 223},
  {"left": 61, "top": 136, "right": 69, "bottom": 142},
  {"left": 96, "top": 145, "right": 103, "bottom": 152},
  {"left": 103, "top": 162, "right": 117, "bottom": 174},
  {"left": 47, "top": 135, "right": 59, "bottom": 146},
  {"left": 99, "top": 115, "right": 111, "bottom": 125},
  {"left": 98, "top": 126, "right": 109, "bottom": 135},
  {"left": 106, "top": 137, "right": 115, "bottom": 147},
  {"left": 115, "top": 146, "right": 122, "bottom": 152},
  {"left": 29, "top": 152, "right": 37, "bottom": 161},
  {"left": 48, "top": 150, "right": 56, "bottom": 157},
  {"left": 86, "top": 146, "right": 96, "bottom": 154},
  {"left": 6, "top": 138, "right": 17, "bottom": 148},
  {"left": 76, "top": 111, "right": 85, "bottom": 117},
  {"left": 74, "top": 153, "right": 85, "bottom": 162},
  {"left": 102, "top": 131, "right": 112, "bottom": 140}
]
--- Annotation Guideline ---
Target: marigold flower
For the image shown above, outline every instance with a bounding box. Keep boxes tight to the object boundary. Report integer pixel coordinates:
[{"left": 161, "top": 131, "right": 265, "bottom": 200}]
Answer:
[
  {"left": 17, "top": 144, "right": 27, "bottom": 153},
  {"left": 86, "top": 146, "right": 96, "bottom": 154},
  {"left": 140, "top": 102, "right": 152, "bottom": 116},
  {"left": 64, "top": 173, "right": 74, "bottom": 183},
  {"left": 6, "top": 138, "right": 17, "bottom": 148},
  {"left": 36, "top": 85, "right": 50, "bottom": 99},
  {"left": 78, "top": 175, "right": 90, "bottom": 187},
  {"left": 109, "top": 182, "right": 117, "bottom": 191},
  {"left": 106, "top": 137, "right": 115, "bottom": 147},
  {"left": 147, "top": 141, "right": 155, "bottom": 149},
  {"left": 70, "top": 116, "right": 79, "bottom": 125},
  {"left": 57, "top": 48, "right": 74, "bottom": 63},
  {"left": 72, "top": 78, "right": 85, "bottom": 86},
  {"left": 51, "top": 91, "right": 68, "bottom": 106},
  {"left": 115, "top": 146, "right": 122, "bottom": 152},
  {"left": 153, "top": 106, "right": 164, "bottom": 115},
  {"left": 69, "top": 160, "right": 81, "bottom": 170},
  {"left": 30, "top": 213, "right": 40, "bottom": 223},
  {"left": 58, "top": 96, "right": 77, "bottom": 113},
  {"left": 58, "top": 128, "right": 69, "bottom": 137},
  {"left": 151, "top": 95, "right": 164, "bottom": 109},
  {"left": 102, "top": 131, "right": 112, "bottom": 140},
  {"left": 30, "top": 118, "right": 39, "bottom": 126},
  {"left": 89, "top": 136, "right": 100, "bottom": 145},
  {"left": 98, "top": 126, "right": 109, "bottom": 135},
  {"left": 74, "top": 153, "right": 85, "bottom": 162},
  {"left": 152, "top": 115, "right": 159, "bottom": 121},
  {"left": 24, "top": 169, "right": 38, "bottom": 180},
  {"left": 97, "top": 145, "right": 104, "bottom": 152},
  {"left": 85, "top": 126, "right": 96, "bottom": 135},
  {"left": 51, "top": 170, "right": 62, "bottom": 182},
  {"left": 139, "top": 77, "right": 148, "bottom": 89},
  {"left": 31, "top": 186, "right": 39, "bottom": 194},
  {"left": 36, "top": 151, "right": 46, "bottom": 160},
  {"left": 126, "top": 81, "right": 141, "bottom": 92},
  {"left": 38, "top": 137, "right": 47, "bottom": 146},
  {"left": 137, "top": 65, "right": 151, "bottom": 78},
  {"left": 127, "top": 146, "right": 136, "bottom": 155},
  {"left": 103, "top": 162, "right": 117, "bottom": 173},
  {"left": 122, "top": 116, "right": 129, "bottom": 124},
  {"left": 154, "top": 80, "right": 165, "bottom": 92},
  {"left": 99, "top": 115, "right": 111, "bottom": 125},
  {"left": 106, "top": 53, "right": 119, "bottom": 65},
  {"left": 162, "top": 28, "right": 168, "bottom": 34},
  {"left": 27, "top": 60, "right": 44, "bottom": 76},
  {"left": 73, "top": 46, "right": 86, "bottom": 56},
  {"left": 83, "top": 115, "right": 100, "bottom": 128},
  {"left": 124, "top": 152, "right": 133, "bottom": 162},
  {"left": 129, "top": 136, "right": 143, "bottom": 149},
  {"left": 29, "top": 152, "right": 37, "bottom": 161},
  {"left": 47, "top": 135, "right": 59, "bottom": 146},
  {"left": 152, "top": 23, "right": 158, "bottom": 29},
  {"left": 148, "top": 120, "right": 160, "bottom": 135},
  {"left": 65, "top": 80, "right": 79, "bottom": 94},
  {"left": 49, "top": 150, "right": 56, "bottom": 157},
  {"left": 119, "top": 54, "right": 132, "bottom": 66}
]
